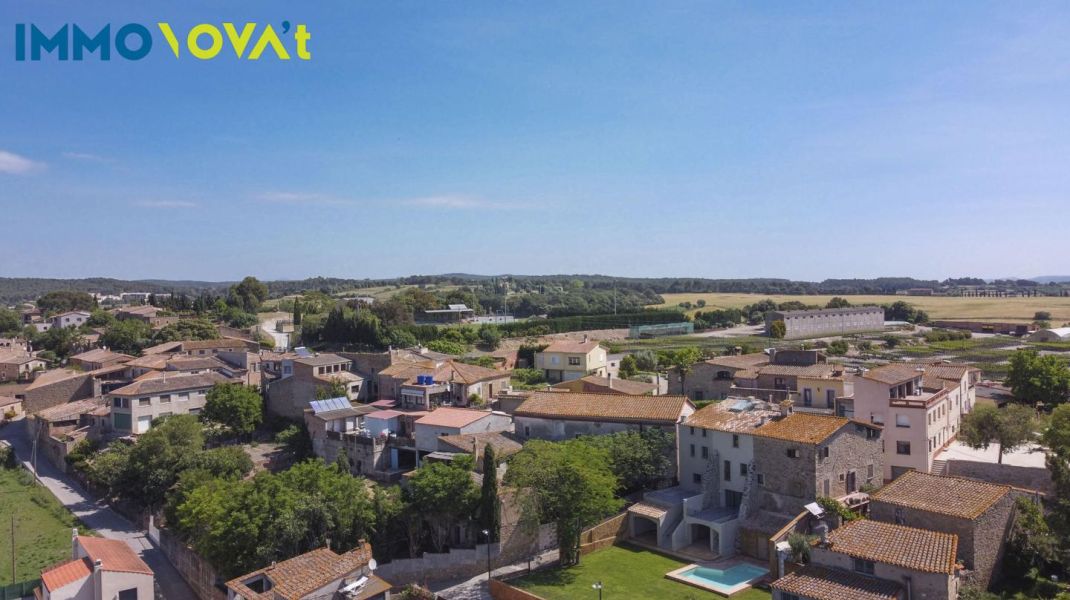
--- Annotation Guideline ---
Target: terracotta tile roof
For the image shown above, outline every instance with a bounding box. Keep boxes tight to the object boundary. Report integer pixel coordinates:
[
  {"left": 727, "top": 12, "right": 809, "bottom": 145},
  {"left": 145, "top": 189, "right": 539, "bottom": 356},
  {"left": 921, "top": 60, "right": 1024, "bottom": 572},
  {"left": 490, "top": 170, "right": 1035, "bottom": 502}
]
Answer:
[
  {"left": 366, "top": 409, "right": 404, "bottom": 419},
  {"left": 110, "top": 371, "right": 228, "bottom": 396},
  {"left": 118, "top": 305, "right": 160, "bottom": 316},
  {"left": 225, "top": 543, "right": 374, "bottom": 600},
  {"left": 514, "top": 392, "right": 692, "bottom": 425},
  {"left": 25, "top": 369, "right": 87, "bottom": 391},
  {"left": 40, "top": 558, "right": 92, "bottom": 592},
  {"left": 141, "top": 341, "right": 183, "bottom": 355},
  {"left": 628, "top": 501, "right": 669, "bottom": 520},
  {"left": 35, "top": 397, "right": 106, "bottom": 422},
  {"left": 704, "top": 353, "right": 771, "bottom": 369},
  {"left": 753, "top": 412, "right": 854, "bottom": 444},
  {"left": 686, "top": 399, "right": 782, "bottom": 433},
  {"left": 180, "top": 338, "right": 258, "bottom": 351},
  {"left": 77, "top": 536, "right": 153, "bottom": 575},
  {"left": 294, "top": 353, "right": 350, "bottom": 367},
  {"left": 862, "top": 363, "right": 926, "bottom": 385},
  {"left": 416, "top": 407, "right": 493, "bottom": 429},
  {"left": 439, "top": 360, "right": 508, "bottom": 384},
  {"left": 925, "top": 363, "right": 979, "bottom": 381},
  {"left": 125, "top": 354, "right": 172, "bottom": 369},
  {"left": 0, "top": 351, "right": 45, "bottom": 365},
  {"left": 772, "top": 565, "right": 901, "bottom": 600},
  {"left": 0, "top": 395, "right": 19, "bottom": 408},
  {"left": 870, "top": 471, "right": 1010, "bottom": 520},
  {"left": 757, "top": 364, "right": 836, "bottom": 378},
  {"left": 379, "top": 361, "right": 437, "bottom": 379},
  {"left": 826, "top": 519, "right": 958, "bottom": 574},
  {"left": 438, "top": 431, "right": 522, "bottom": 457},
  {"left": 166, "top": 356, "right": 228, "bottom": 371},
  {"left": 540, "top": 340, "right": 602, "bottom": 354}
]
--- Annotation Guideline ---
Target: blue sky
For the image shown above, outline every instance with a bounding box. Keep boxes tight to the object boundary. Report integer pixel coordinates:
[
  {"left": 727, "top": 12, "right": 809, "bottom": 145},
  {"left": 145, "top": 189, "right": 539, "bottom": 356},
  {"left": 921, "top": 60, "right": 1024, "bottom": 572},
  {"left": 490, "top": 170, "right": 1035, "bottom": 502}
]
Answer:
[{"left": 2, "top": 1, "right": 1069, "bottom": 281}]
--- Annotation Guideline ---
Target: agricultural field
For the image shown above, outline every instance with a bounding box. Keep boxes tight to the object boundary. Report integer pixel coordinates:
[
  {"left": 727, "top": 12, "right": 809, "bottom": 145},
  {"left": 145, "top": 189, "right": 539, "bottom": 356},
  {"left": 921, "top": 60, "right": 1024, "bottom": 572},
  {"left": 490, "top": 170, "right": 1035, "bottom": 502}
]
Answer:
[
  {"left": 0, "top": 467, "right": 93, "bottom": 586},
  {"left": 656, "top": 293, "right": 1070, "bottom": 323}
]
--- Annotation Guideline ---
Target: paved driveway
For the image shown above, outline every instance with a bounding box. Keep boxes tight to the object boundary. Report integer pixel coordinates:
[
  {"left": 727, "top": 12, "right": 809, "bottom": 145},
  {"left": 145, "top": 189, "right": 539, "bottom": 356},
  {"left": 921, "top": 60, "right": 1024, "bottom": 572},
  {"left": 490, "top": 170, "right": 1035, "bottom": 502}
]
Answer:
[{"left": 0, "top": 420, "right": 196, "bottom": 600}]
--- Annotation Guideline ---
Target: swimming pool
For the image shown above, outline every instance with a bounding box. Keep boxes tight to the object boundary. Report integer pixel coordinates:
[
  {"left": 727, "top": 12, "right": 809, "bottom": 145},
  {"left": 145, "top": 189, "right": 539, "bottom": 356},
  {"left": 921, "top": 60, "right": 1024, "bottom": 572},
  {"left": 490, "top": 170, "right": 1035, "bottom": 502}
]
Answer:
[{"left": 665, "top": 562, "right": 769, "bottom": 596}]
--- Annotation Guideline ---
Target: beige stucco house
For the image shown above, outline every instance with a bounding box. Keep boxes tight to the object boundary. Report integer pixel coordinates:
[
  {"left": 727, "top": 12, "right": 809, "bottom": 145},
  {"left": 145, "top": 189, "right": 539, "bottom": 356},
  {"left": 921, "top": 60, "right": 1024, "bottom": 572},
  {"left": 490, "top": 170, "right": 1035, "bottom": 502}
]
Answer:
[
  {"left": 534, "top": 339, "right": 607, "bottom": 383},
  {"left": 108, "top": 372, "right": 228, "bottom": 434}
]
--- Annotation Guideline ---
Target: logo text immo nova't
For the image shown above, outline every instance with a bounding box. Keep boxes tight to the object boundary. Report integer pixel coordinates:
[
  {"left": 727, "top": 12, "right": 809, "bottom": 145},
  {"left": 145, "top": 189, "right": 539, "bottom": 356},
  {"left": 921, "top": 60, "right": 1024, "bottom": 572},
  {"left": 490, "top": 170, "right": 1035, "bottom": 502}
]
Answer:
[{"left": 15, "top": 22, "right": 311, "bottom": 61}]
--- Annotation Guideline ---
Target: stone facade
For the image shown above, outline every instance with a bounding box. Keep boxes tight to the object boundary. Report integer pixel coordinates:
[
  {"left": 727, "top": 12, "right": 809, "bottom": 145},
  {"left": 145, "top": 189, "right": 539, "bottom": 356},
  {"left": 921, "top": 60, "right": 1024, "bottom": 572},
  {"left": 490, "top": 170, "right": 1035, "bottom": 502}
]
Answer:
[
  {"left": 808, "top": 544, "right": 958, "bottom": 600},
  {"left": 18, "top": 373, "right": 98, "bottom": 414},
  {"left": 870, "top": 493, "right": 1016, "bottom": 589}
]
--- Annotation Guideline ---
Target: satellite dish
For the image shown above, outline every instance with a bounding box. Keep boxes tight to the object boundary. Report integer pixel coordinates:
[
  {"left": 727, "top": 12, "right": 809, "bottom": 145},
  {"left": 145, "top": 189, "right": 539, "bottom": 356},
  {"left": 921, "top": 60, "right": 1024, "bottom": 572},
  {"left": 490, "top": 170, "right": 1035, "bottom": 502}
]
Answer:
[{"left": 368, "top": 558, "right": 377, "bottom": 571}]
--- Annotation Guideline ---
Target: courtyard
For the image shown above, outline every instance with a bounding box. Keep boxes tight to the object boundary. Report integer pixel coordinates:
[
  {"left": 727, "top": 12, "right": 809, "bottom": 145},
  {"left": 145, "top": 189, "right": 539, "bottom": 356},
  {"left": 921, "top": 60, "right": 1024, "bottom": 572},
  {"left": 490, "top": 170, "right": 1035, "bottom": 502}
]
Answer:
[{"left": 510, "top": 544, "right": 771, "bottom": 600}]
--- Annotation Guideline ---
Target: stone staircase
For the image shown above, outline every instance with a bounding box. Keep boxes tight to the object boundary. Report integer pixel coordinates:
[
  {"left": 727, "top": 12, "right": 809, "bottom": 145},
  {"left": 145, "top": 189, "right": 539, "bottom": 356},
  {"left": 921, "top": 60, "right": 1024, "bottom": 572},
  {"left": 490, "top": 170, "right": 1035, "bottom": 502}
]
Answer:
[{"left": 931, "top": 459, "right": 949, "bottom": 477}]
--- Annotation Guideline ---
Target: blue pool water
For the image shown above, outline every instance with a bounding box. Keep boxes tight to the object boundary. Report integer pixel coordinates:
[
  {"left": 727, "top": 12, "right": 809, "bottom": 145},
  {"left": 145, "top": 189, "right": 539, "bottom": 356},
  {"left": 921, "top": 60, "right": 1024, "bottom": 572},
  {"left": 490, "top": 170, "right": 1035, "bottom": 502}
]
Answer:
[{"left": 679, "top": 563, "right": 769, "bottom": 593}]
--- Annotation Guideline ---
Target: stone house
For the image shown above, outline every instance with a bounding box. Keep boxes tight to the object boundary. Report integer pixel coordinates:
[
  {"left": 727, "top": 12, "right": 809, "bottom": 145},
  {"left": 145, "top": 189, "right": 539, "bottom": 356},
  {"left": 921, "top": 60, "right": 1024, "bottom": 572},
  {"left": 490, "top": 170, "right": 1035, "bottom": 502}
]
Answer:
[
  {"left": 14, "top": 369, "right": 99, "bottom": 414},
  {"left": 869, "top": 471, "right": 1015, "bottom": 589},
  {"left": 225, "top": 541, "right": 391, "bottom": 600},
  {"left": 39, "top": 534, "right": 154, "bottom": 600},
  {"left": 377, "top": 360, "right": 509, "bottom": 411},
  {"left": 304, "top": 397, "right": 383, "bottom": 477},
  {"left": 68, "top": 349, "right": 134, "bottom": 371},
  {"left": 0, "top": 350, "right": 48, "bottom": 383},
  {"left": 141, "top": 338, "right": 259, "bottom": 356},
  {"left": 774, "top": 519, "right": 960, "bottom": 600},
  {"left": 534, "top": 339, "right": 608, "bottom": 383},
  {"left": 674, "top": 353, "right": 771, "bottom": 401}
]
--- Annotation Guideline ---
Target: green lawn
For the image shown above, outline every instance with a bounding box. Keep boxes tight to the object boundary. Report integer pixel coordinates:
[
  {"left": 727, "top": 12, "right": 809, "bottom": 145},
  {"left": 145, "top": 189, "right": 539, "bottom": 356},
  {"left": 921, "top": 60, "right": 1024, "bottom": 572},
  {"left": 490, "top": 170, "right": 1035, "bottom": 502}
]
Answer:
[
  {"left": 512, "top": 544, "right": 772, "bottom": 600},
  {"left": 0, "top": 466, "right": 92, "bottom": 585}
]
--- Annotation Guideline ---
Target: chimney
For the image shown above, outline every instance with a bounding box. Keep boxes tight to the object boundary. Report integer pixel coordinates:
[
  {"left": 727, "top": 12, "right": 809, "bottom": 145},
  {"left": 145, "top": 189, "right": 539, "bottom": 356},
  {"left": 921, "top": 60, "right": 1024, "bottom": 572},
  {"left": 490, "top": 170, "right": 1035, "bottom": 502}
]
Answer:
[
  {"left": 71, "top": 528, "right": 79, "bottom": 558},
  {"left": 583, "top": 334, "right": 589, "bottom": 343},
  {"left": 815, "top": 520, "right": 829, "bottom": 546},
  {"left": 779, "top": 399, "right": 793, "bottom": 418},
  {"left": 606, "top": 372, "right": 612, "bottom": 389}
]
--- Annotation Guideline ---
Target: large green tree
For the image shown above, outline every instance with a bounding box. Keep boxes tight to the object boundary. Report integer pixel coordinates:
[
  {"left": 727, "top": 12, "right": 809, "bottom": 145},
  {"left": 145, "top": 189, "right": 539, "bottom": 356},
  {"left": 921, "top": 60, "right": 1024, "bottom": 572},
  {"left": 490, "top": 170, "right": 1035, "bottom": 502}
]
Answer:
[
  {"left": 101, "top": 319, "right": 153, "bottom": 355},
  {"left": 406, "top": 461, "right": 479, "bottom": 552},
  {"left": 1042, "top": 404, "right": 1070, "bottom": 560},
  {"left": 1007, "top": 350, "right": 1070, "bottom": 406},
  {"left": 582, "top": 428, "right": 674, "bottom": 494},
  {"left": 959, "top": 404, "right": 1036, "bottom": 464},
  {"left": 228, "top": 276, "right": 269, "bottom": 313},
  {"left": 203, "top": 383, "right": 263, "bottom": 437},
  {"left": 505, "top": 439, "right": 622, "bottom": 565},
  {"left": 0, "top": 307, "right": 23, "bottom": 335},
  {"left": 125, "top": 415, "right": 208, "bottom": 509},
  {"left": 37, "top": 290, "right": 95, "bottom": 314},
  {"left": 153, "top": 319, "right": 219, "bottom": 342}
]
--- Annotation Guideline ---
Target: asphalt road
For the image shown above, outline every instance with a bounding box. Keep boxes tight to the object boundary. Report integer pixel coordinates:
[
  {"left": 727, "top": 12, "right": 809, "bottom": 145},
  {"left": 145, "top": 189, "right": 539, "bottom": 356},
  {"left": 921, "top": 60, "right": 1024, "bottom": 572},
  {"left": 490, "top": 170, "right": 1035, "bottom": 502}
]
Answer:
[{"left": 0, "top": 419, "right": 196, "bottom": 600}]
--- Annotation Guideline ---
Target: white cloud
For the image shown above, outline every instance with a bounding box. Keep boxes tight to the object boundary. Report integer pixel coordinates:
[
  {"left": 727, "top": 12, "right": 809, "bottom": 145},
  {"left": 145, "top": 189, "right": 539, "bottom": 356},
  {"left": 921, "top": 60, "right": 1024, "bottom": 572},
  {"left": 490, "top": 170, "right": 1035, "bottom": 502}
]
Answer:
[
  {"left": 254, "top": 191, "right": 353, "bottom": 206},
  {"left": 133, "top": 200, "right": 198, "bottom": 208},
  {"left": 0, "top": 150, "right": 44, "bottom": 174},
  {"left": 62, "top": 152, "right": 108, "bottom": 162},
  {"left": 401, "top": 195, "right": 520, "bottom": 210}
]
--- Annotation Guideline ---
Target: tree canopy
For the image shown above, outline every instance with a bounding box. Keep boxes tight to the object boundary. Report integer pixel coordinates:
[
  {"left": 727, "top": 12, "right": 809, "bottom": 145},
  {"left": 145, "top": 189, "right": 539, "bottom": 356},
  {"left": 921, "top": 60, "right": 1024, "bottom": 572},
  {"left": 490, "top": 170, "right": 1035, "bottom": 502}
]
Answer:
[
  {"left": 1007, "top": 350, "right": 1070, "bottom": 406},
  {"left": 959, "top": 404, "right": 1036, "bottom": 464},
  {"left": 203, "top": 383, "right": 263, "bottom": 437},
  {"left": 227, "top": 276, "right": 269, "bottom": 313}
]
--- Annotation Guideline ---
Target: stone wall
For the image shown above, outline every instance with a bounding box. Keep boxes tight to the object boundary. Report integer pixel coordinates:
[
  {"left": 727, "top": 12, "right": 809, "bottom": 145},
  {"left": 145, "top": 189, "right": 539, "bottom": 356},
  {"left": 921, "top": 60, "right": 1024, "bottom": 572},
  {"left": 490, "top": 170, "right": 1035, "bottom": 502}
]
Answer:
[
  {"left": 22, "top": 374, "right": 97, "bottom": 414},
  {"left": 489, "top": 578, "right": 546, "bottom": 600},
  {"left": 579, "top": 512, "right": 628, "bottom": 556},
  {"left": 815, "top": 425, "right": 883, "bottom": 498},
  {"left": 946, "top": 459, "right": 1053, "bottom": 496},
  {"left": 157, "top": 528, "right": 227, "bottom": 600}
]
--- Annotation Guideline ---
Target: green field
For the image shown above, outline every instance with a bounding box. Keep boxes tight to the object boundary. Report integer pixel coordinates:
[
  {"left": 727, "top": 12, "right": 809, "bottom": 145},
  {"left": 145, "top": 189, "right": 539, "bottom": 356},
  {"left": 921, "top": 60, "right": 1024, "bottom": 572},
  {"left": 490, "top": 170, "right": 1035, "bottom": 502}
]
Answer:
[
  {"left": 657, "top": 293, "right": 1070, "bottom": 323},
  {"left": 512, "top": 544, "right": 771, "bottom": 600},
  {"left": 0, "top": 467, "right": 92, "bottom": 585}
]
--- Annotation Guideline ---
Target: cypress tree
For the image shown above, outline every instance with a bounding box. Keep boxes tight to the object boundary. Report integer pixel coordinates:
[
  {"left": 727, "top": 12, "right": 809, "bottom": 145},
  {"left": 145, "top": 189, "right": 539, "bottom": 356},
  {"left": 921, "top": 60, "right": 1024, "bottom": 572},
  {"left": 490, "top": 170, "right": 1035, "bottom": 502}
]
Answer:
[{"left": 479, "top": 444, "right": 500, "bottom": 542}]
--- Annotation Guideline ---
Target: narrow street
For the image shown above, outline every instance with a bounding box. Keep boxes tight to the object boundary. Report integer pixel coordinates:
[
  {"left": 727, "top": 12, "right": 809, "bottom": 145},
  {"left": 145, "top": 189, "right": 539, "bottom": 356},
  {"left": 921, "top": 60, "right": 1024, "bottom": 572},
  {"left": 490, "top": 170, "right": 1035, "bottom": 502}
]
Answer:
[
  {"left": 432, "top": 549, "right": 559, "bottom": 600},
  {"left": 0, "top": 419, "right": 196, "bottom": 600}
]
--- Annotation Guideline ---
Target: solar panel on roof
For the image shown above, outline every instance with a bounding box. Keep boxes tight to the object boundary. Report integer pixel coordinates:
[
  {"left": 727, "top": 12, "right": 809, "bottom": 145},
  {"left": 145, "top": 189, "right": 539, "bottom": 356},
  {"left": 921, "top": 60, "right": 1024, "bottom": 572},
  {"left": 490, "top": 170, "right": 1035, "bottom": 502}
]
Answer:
[{"left": 310, "top": 397, "right": 350, "bottom": 414}]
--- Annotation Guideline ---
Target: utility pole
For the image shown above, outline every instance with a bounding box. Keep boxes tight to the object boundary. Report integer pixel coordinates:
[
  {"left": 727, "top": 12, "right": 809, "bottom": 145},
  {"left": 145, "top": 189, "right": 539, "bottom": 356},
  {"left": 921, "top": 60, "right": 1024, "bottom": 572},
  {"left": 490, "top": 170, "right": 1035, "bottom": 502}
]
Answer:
[{"left": 11, "top": 514, "right": 15, "bottom": 583}]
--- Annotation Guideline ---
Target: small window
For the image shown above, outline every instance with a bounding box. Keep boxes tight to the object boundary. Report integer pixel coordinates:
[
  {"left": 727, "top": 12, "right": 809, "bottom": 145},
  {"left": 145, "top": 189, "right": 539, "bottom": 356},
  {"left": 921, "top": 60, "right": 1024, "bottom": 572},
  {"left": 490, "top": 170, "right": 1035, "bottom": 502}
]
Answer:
[
  {"left": 693, "top": 473, "right": 702, "bottom": 484},
  {"left": 568, "top": 357, "right": 581, "bottom": 366},
  {"left": 821, "top": 446, "right": 830, "bottom": 459},
  {"left": 786, "top": 448, "right": 800, "bottom": 458},
  {"left": 524, "top": 426, "right": 530, "bottom": 437},
  {"left": 853, "top": 558, "right": 875, "bottom": 575},
  {"left": 138, "top": 397, "right": 150, "bottom": 407},
  {"left": 702, "top": 429, "right": 707, "bottom": 438},
  {"left": 159, "top": 395, "right": 171, "bottom": 403},
  {"left": 690, "top": 427, "right": 695, "bottom": 435},
  {"left": 739, "top": 463, "right": 748, "bottom": 477},
  {"left": 701, "top": 446, "right": 709, "bottom": 459},
  {"left": 690, "top": 444, "right": 695, "bottom": 457},
  {"left": 756, "top": 473, "right": 765, "bottom": 486},
  {"left": 732, "top": 434, "right": 739, "bottom": 448},
  {"left": 896, "top": 414, "right": 910, "bottom": 428},
  {"left": 723, "top": 460, "right": 731, "bottom": 481},
  {"left": 896, "top": 441, "right": 911, "bottom": 455}
]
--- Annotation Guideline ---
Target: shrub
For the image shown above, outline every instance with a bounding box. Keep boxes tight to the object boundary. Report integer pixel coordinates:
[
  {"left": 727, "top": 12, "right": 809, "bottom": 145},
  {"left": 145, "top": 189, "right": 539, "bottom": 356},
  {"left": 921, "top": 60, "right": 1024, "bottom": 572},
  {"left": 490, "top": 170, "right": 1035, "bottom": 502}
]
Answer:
[{"left": 826, "top": 340, "right": 849, "bottom": 356}]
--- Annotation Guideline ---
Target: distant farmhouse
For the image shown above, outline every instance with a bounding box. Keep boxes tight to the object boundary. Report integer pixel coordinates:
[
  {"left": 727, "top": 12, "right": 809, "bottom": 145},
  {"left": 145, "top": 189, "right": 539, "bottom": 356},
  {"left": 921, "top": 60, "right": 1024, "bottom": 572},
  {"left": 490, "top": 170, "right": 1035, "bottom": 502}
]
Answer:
[{"left": 765, "top": 306, "right": 884, "bottom": 339}]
